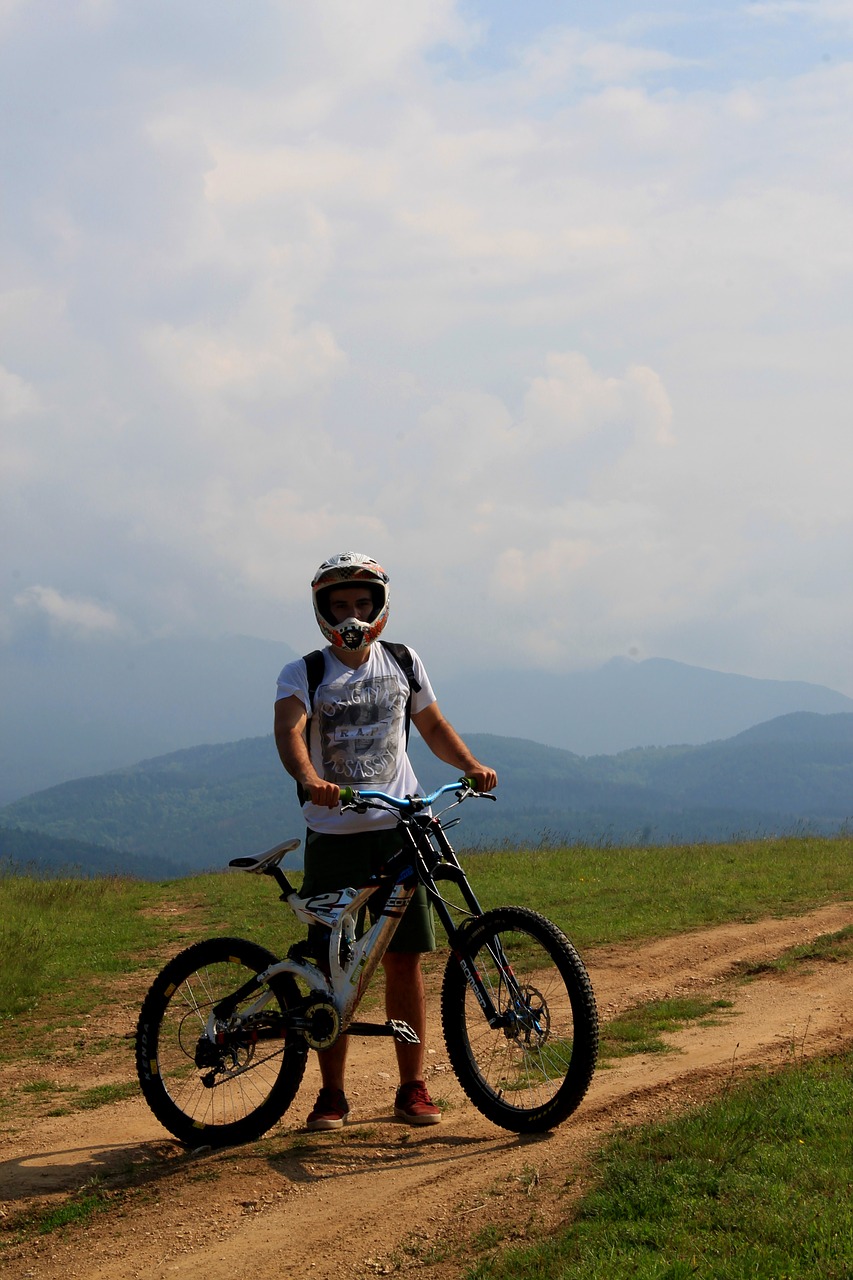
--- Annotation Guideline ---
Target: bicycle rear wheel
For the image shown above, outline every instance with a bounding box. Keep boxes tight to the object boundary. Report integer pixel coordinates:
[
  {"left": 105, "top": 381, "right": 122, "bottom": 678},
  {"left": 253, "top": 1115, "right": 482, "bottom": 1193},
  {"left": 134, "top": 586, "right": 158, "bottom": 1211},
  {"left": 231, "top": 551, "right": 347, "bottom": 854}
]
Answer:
[
  {"left": 136, "top": 937, "right": 308, "bottom": 1147},
  {"left": 441, "top": 906, "right": 598, "bottom": 1133}
]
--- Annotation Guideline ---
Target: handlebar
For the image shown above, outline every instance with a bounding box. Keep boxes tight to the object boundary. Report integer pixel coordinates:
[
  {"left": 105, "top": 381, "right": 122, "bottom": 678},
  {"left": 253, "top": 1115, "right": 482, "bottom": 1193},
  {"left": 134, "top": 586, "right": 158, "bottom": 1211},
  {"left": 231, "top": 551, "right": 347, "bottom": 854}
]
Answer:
[{"left": 339, "top": 778, "right": 490, "bottom": 813}]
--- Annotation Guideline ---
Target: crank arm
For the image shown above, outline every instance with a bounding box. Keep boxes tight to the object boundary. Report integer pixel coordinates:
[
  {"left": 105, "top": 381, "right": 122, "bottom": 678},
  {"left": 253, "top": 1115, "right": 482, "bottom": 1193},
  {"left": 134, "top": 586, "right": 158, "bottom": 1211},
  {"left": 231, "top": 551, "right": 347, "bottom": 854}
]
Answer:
[{"left": 346, "top": 1019, "right": 420, "bottom": 1045}]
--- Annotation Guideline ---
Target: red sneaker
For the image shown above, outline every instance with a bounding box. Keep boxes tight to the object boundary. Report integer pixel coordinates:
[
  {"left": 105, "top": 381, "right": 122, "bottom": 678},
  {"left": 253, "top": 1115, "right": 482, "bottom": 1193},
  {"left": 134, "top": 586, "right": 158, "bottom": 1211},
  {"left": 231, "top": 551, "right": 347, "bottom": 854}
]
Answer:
[
  {"left": 394, "top": 1080, "right": 441, "bottom": 1126},
  {"left": 306, "top": 1087, "right": 349, "bottom": 1131}
]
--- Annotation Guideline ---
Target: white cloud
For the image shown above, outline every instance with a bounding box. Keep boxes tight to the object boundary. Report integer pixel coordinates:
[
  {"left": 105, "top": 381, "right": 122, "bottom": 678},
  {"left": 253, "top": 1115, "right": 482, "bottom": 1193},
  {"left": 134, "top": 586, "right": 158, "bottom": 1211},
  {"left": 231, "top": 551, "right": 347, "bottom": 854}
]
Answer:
[
  {"left": 0, "top": 2, "right": 851, "bottom": 697},
  {"left": 14, "top": 586, "right": 124, "bottom": 637},
  {"left": 521, "top": 27, "right": 692, "bottom": 92},
  {"left": 146, "top": 307, "right": 346, "bottom": 401},
  {"left": 204, "top": 143, "right": 383, "bottom": 207},
  {"left": 750, "top": 1, "right": 853, "bottom": 29},
  {"left": 307, "top": 0, "right": 473, "bottom": 86},
  {"left": 493, "top": 538, "right": 597, "bottom": 597},
  {"left": 521, "top": 353, "right": 674, "bottom": 448},
  {"left": 0, "top": 365, "right": 40, "bottom": 417}
]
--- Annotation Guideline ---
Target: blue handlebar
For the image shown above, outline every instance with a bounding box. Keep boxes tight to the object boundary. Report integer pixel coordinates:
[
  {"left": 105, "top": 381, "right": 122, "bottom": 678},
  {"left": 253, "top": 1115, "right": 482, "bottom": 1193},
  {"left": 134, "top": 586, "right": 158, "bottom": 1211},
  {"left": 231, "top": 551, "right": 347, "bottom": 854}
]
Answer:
[{"left": 339, "top": 779, "right": 475, "bottom": 810}]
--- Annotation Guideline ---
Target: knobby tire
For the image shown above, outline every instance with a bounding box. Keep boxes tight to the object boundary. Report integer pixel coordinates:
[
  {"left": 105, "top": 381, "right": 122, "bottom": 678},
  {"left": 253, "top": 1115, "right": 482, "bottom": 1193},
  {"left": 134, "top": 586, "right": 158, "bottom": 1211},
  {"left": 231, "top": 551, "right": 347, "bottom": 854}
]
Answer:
[
  {"left": 441, "top": 906, "right": 598, "bottom": 1132},
  {"left": 136, "top": 937, "right": 308, "bottom": 1147}
]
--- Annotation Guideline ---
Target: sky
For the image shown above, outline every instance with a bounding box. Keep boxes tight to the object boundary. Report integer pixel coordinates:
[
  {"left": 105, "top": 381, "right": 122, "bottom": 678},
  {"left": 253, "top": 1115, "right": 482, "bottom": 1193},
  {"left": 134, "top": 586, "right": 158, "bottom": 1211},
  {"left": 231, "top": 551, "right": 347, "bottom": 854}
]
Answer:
[{"left": 1, "top": 0, "right": 852, "bottom": 695}]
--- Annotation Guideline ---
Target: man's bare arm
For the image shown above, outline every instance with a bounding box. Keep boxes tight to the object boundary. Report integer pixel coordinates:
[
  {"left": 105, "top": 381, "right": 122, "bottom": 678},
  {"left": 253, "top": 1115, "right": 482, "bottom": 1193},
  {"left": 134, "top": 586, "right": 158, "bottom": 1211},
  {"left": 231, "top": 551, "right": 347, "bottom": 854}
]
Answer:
[
  {"left": 273, "top": 695, "right": 340, "bottom": 808},
  {"left": 411, "top": 702, "right": 498, "bottom": 792}
]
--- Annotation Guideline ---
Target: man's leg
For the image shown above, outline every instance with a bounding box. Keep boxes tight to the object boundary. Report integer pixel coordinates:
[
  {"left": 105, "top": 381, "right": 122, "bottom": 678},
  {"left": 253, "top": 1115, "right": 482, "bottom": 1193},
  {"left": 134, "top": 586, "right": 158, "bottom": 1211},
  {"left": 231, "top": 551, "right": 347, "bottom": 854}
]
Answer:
[
  {"left": 305, "top": 1037, "right": 350, "bottom": 1130},
  {"left": 383, "top": 951, "right": 441, "bottom": 1124},
  {"left": 317, "top": 951, "right": 425, "bottom": 1093},
  {"left": 382, "top": 951, "right": 426, "bottom": 1082},
  {"left": 317, "top": 1037, "right": 348, "bottom": 1091}
]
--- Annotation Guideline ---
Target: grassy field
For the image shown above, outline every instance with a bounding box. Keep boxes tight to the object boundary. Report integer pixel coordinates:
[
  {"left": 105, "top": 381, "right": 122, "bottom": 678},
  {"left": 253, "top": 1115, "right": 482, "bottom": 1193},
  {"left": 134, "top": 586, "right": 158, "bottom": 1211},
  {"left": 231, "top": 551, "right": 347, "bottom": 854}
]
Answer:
[
  {"left": 1, "top": 831, "right": 849, "bottom": 1023},
  {"left": 466, "top": 1050, "right": 853, "bottom": 1280},
  {"left": 0, "top": 874, "right": 166, "bottom": 1020},
  {"left": 1, "top": 832, "right": 851, "bottom": 1274}
]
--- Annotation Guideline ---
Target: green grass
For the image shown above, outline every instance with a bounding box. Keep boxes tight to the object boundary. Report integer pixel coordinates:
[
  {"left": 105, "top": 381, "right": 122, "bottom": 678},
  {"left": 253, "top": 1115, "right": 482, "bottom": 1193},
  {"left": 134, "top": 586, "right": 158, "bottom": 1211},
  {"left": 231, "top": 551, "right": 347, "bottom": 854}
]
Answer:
[
  {"left": 15, "top": 1077, "right": 139, "bottom": 1117},
  {"left": 1, "top": 832, "right": 849, "bottom": 1033},
  {"left": 0, "top": 873, "right": 174, "bottom": 1020},
  {"left": 469, "top": 833, "right": 852, "bottom": 948},
  {"left": 0, "top": 864, "right": 307, "bottom": 1029},
  {"left": 738, "top": 924, "right": 853, "bottom": 976},
  {"left": 34, "top": 1184, "right": 114, "bottom": 1235},
  {"left": 46, "top": 1081, "right": 139, "bottom": 1116},
  {"left": 36, "top": 1193, "right": 108, "bottom": 1233},
  {"left": 20, "top": 1077, "right": 56, "bottom": 1094},
  {"left": 1, "top": 1178, "right": 117, "bottom": 1240},
  {"left": 467, "top": 1051, "right": 853, "bottom": 1280},
  {"left": 600, "top": 997, "right": 736, "bottom": 1059}
]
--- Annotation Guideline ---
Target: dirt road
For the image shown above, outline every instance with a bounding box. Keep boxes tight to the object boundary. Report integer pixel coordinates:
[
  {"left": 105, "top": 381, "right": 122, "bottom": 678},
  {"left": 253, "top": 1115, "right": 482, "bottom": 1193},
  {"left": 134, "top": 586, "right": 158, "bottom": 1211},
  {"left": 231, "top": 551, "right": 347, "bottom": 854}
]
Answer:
[{"left": 2, "top": 902, "right": 851, "bottom": 1279}]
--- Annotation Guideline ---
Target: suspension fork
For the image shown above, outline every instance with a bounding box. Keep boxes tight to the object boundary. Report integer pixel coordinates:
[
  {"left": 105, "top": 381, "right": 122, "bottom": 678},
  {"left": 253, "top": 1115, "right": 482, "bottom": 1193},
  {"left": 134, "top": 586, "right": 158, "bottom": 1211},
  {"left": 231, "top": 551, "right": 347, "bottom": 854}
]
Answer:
[{"left": 402, "top": 816, "right": 517, "bottom": 1029}]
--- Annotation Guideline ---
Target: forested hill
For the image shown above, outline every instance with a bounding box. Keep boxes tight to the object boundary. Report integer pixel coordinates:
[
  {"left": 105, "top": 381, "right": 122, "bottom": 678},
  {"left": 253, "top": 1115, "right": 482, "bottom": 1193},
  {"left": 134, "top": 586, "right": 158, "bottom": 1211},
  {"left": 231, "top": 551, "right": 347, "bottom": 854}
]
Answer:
[
  {"left": 0, "top": 825, "right": 188, "bottom": 880},
  {"left": 3, "top": 638, "right": 852, "bottom": 808},
  {"left": 1, "top": 712, "right": 850, "bottom": 878}
]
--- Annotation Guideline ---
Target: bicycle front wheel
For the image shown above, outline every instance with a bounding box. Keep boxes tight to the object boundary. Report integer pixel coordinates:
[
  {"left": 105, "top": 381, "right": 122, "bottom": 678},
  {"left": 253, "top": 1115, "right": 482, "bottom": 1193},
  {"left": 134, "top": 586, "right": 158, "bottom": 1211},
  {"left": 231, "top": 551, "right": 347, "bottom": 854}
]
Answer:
[
  {"left": 136, "top": 937, "right": 308, "bottom": 1147},
  {"left": 441, "top": 907, "right": 598, "bottom": 1133}
]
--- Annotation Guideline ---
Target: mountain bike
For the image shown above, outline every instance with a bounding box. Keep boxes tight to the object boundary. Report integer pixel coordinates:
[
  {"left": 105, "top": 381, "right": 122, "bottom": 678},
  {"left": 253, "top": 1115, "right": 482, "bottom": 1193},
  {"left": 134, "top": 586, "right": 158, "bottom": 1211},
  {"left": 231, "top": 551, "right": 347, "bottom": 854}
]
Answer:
[{"left": 136, "top": 780, "right": 598, "bottom": 1146}]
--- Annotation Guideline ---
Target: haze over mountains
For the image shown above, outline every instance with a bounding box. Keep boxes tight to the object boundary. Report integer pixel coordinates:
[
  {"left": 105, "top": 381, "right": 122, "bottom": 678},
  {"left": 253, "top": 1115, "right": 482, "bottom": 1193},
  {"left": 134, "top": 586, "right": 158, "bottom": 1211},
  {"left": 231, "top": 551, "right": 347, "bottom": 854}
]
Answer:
[
  {"left": 434, "top": 657, "right": 853, "bottom": 757},
  {"left": 2, "top": 712, "right": 851, "bottom": 881},
  {"left": 2, "top": 630, "right": 852, "bottom": 806}
]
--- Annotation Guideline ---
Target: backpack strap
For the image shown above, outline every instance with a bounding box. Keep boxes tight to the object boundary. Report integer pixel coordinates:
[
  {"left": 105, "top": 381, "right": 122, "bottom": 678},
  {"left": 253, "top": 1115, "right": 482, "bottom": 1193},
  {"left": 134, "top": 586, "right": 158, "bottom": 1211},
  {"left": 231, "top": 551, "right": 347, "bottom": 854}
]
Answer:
[
  {"left": 378, "top": 640, "right": 421, "bottom": 745},
  {"left": 303, "top": 648, "right": 327, "bottom": 715},
  {"left": 297, "top": 649, "right": 327, "bottom": 806},
  {"left": 296, "top": 642, "right": 421, "bottom": 806},
  {"left": 378, "top": 640, "right": 422, "bottom": 693}
]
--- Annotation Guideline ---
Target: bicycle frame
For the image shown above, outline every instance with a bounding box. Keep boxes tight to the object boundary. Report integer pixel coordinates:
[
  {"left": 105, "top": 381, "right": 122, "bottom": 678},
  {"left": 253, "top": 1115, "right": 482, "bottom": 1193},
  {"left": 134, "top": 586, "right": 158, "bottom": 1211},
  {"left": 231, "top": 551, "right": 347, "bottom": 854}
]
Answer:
[{"left": 213, "top": 784, "right": 494, "bottom": 1048}]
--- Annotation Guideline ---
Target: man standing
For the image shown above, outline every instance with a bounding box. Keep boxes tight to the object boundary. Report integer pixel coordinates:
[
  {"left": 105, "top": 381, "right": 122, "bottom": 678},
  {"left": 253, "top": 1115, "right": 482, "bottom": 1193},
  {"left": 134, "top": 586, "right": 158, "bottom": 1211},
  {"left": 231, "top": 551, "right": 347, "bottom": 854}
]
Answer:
[{"left": 274, "top": 552, "right": 497, "bottom": 1130}]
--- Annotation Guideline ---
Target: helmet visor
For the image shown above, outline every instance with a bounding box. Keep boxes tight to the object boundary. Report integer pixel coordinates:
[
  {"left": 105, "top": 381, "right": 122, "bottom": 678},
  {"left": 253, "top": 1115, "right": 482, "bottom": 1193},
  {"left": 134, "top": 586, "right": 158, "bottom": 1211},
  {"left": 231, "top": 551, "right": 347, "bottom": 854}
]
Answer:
[{"left": 314, "top": 581, "right": 386, "bottom": 625}]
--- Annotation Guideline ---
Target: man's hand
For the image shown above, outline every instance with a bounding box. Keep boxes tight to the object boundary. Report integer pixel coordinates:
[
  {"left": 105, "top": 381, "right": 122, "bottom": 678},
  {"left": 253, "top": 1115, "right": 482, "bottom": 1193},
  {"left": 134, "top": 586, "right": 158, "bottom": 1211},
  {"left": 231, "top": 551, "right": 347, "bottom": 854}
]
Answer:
[
  {"left": 307, "top": 779, "right": 341, "bottom": 809},
  {"left": 465, "top": 764, "right": 498, "bottom": 793}
]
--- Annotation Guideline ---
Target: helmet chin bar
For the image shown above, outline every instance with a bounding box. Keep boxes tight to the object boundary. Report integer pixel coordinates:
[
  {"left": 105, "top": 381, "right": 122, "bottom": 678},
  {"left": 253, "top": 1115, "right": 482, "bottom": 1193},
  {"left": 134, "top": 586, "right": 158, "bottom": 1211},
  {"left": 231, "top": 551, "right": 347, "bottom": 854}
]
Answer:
[{"left": 335, "top": 619, "right": 375, "bottom": 651}]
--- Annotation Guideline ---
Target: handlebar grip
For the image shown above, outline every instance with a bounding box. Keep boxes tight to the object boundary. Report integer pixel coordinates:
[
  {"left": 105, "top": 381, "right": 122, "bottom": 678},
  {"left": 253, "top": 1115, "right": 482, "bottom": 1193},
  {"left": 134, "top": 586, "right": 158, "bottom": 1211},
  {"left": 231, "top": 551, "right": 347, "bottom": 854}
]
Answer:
[
  {"left": 461, "top": 776, "right": 478, "bottom": 791},
  {"left": 339, "top": 786, "right": 355, "bottom": 803}
]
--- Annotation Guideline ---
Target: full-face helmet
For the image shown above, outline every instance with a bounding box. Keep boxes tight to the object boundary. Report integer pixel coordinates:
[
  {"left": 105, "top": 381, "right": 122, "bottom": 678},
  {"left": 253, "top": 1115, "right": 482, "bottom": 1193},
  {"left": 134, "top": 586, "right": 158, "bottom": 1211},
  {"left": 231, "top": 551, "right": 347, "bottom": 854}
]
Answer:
[{"left": 311, "top": 552, "right": 390, "bottom": 652}]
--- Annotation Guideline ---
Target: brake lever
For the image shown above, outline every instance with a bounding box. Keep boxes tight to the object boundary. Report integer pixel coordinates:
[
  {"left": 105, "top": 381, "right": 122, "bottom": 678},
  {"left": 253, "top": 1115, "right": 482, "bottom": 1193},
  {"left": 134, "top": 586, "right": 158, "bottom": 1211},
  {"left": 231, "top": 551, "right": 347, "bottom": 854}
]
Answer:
[{"left": 456, "top": 784, "right": 497, "bottom": 803}]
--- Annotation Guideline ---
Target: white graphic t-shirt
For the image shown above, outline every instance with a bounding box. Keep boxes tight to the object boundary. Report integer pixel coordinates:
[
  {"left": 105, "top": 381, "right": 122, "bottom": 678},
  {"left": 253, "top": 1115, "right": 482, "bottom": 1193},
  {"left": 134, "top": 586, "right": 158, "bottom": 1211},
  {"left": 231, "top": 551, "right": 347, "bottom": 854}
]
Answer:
[{"left": 275, "top": 643, "right": 436, "bottom": 833}]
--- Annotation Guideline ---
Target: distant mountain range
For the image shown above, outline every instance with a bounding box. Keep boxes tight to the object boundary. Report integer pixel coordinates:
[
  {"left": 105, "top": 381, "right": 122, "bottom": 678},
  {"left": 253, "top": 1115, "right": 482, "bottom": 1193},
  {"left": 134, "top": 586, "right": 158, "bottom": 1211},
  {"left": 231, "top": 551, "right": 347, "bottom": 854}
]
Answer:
[
  {"left": 2, "top": 712, "right": 850, "bottom": 879},
  {"left": 434, "top": 656, "right": 853, "bottom": 756},
  {"left": 0, "top": 632, "right": 299, "bottom": 805},
  {"left": 1, "top": 628, "right": 851, "bottom": 806}
]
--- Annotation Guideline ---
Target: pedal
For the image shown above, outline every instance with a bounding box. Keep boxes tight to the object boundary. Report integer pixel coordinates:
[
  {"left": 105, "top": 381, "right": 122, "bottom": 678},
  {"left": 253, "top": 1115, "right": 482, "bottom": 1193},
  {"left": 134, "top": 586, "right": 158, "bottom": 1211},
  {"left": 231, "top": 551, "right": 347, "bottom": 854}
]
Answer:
[
  {"left": 345, "top": 1019, "right": 421, "bottom": 1045},
  {"left": 388, "top": 1019, "right": 420, "bottom": 1045}
]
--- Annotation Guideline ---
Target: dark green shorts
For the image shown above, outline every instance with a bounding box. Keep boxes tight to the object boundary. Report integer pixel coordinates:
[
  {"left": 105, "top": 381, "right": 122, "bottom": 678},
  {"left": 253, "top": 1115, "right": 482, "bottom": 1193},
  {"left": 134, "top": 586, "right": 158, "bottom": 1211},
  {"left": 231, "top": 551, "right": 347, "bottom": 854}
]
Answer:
[{"left": 302, "top": 827, "right": 436, "bottom": 954}]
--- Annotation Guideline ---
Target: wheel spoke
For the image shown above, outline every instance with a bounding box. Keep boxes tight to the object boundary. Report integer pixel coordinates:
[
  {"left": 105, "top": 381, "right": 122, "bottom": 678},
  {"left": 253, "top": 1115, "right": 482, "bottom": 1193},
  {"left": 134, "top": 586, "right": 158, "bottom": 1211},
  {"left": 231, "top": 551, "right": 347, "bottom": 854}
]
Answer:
[{"left": 158, "top": 961, "right": 280, "bottom": 1125}]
